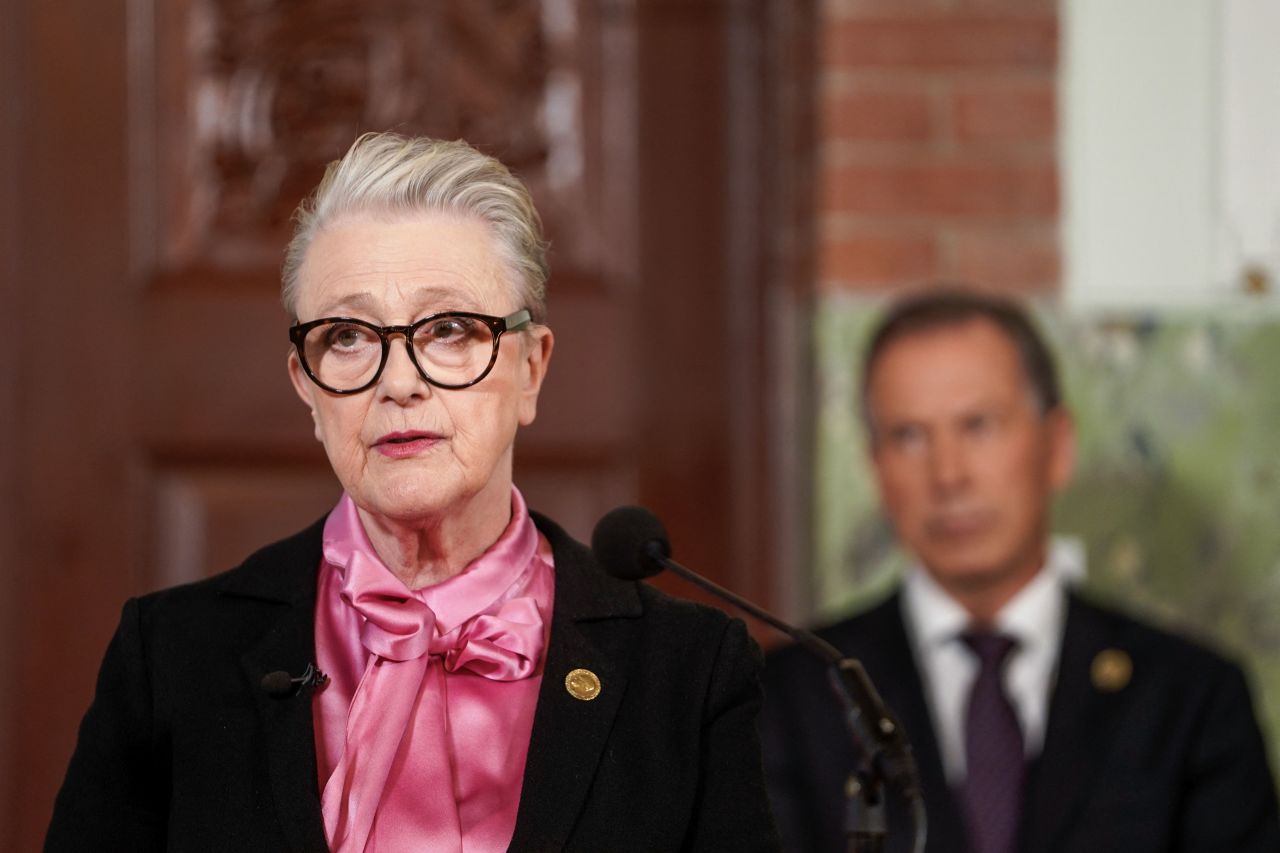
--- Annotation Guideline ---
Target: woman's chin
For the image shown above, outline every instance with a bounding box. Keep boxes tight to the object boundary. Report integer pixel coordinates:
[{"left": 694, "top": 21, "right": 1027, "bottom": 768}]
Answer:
[
  {"left": 353, "top": 479, "right": 491, "bottom": 527},
  {"left": 357, "top": 492, "right": 450, "bottom": 525}
]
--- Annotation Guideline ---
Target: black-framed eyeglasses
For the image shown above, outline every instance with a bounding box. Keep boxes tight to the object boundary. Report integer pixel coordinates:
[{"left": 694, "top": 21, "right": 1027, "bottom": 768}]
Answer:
[{"left": 289, "top": 309, "right": 532, "bottom": 394}]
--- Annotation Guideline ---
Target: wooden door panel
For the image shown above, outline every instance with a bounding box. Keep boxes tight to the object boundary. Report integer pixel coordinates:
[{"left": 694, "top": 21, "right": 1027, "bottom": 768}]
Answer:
[
  {"left": 149, "top": 465, "right": 340, "bottom": 587},
  {"left": 142, "top": 287, "right": 306, "bottom": 449},
  {"left": 520, "top": 291, "right": 634, "bottom": 450},
  {"left": 516, "top": 460, "right": 639, "bottom": 545}
]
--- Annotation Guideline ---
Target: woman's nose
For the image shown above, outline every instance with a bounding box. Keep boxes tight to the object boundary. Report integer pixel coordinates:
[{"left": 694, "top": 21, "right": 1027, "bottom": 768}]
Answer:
[{"left": 378, "top": 340, "right": 431, "bottom": 400}]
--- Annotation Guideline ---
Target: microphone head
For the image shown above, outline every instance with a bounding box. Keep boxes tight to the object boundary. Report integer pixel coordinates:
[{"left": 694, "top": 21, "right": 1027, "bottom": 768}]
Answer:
[
  {"left": 591, "top": 506, "right": 672, "bottom": 581},
  {"left": 260, "top": 670, "right": 296, "bottom": 698}
]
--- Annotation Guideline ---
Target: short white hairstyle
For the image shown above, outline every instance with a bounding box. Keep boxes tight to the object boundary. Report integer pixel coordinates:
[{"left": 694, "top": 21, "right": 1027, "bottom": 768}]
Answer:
[{"left": 282, "top": 132, "right": 549, "bottom": 322}]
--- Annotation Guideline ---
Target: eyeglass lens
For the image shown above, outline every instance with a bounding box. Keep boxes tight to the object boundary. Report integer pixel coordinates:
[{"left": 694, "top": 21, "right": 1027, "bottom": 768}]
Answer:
[{"left": 301, "top": 316, "right": 497, "bottom": 391}]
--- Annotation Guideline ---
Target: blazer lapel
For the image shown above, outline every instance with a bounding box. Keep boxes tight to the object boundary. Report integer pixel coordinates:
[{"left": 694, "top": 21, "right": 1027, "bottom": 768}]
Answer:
[
  {"left": 1020, "top": 594, "right": 1127, "bottom": 850},
  {"left": 222, "top": 519, "right": 330, "bottom": 853},
  {"left": 508, "top": 513, "right": 642, "bottom": 851}
]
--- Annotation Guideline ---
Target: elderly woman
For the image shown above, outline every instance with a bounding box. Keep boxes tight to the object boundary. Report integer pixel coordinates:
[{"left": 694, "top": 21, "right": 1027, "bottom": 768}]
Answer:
[{"left": 46, "top": 134, "right": 779, "bottom": 852}]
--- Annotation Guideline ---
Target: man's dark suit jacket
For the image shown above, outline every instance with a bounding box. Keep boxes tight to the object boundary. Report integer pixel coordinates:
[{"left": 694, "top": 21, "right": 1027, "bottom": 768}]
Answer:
[
  {"left": 761, "top": 588, "right": 1280, "bottom": 853},
  {"left": 46, "top": 512, "right": 781, "bottom": 852}
]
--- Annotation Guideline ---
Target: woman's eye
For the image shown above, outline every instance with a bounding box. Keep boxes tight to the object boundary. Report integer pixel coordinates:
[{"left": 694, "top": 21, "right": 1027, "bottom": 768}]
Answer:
[
  {"left": 327, "top": 324, "right": 373, "bottom": 349},
  {"left": 426, "top": 317, "right": 473, "bottom": 341}
]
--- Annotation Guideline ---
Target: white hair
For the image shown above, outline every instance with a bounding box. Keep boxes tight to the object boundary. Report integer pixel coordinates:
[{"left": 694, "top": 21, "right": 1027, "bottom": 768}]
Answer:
[{"left": 282, "top": 132, "right": 549, "bottom": 322}]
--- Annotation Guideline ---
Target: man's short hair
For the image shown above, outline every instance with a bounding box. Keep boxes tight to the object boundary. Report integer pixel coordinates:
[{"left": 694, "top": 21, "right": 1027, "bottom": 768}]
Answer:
[{"left": 860, "top": 287, "right": 1062, "bottom": 428}]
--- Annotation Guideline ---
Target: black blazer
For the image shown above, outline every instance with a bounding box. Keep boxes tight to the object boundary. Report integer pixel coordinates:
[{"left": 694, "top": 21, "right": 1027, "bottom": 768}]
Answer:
[
  {"left": 46, "top": 512, "right": 781, "bottom": 852},
  {"left": 761, "top": 589, "right": 1280, "bottom": 853}
]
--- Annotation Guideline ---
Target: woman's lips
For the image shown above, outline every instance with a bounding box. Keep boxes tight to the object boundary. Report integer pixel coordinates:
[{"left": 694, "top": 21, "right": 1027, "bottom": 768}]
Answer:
[{"left": 373, "top": 431, "right": 441, "bottom": 458}]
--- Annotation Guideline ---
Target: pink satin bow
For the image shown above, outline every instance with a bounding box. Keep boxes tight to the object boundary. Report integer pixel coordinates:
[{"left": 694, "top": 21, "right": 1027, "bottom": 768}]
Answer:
[{"left": 353, "top": 570, "right": 543, "bottom": 681}]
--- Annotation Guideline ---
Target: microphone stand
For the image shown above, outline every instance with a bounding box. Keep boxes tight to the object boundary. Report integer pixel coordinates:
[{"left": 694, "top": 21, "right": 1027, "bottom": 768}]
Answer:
[
  {"left": 645, "top": 543, "right": 927, "bottom": 853},
  {"left": 828, "top": 659, "right": 910, "bottom": 853},
  {"left": 843, "top": 770, "right": 886, "bottom": 853}
]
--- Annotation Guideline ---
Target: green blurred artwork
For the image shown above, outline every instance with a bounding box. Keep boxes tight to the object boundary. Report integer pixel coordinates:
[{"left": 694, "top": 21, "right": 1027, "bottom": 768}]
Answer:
[{"left": 813, "top": 297, "right": 1280, "bottom": 775}]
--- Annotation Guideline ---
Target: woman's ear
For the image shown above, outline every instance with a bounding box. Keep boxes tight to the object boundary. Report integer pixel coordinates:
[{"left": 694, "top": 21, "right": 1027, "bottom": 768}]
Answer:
[
  {"left": 517, "top": 326, "right": 554, "bottom": 427},
  {"left": 287, "top": 350, "right": 324, "bottom": 442}
]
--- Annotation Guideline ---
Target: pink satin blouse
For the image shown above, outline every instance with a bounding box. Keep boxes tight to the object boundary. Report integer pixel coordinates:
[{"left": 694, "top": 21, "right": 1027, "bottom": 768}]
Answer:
[{"left": 312, "top": 488, "right": 554, "bottom": 853}]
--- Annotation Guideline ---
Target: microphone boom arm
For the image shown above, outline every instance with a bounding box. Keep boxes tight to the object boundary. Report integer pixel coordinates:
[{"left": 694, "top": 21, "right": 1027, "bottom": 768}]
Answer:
[
  {"left": 651, "top": 545, "right": 911, "bottom": 761},
  {"left": 648, "top": 543, "right": 926, "bottom": 853}
]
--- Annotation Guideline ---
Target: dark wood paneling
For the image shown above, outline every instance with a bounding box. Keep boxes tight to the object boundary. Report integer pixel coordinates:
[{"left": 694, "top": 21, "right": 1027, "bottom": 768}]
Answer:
[
  {"left": 516, "top": 457, "right": 639, "bottom": 544},
  {"left": 141, "top": 287, "right": 312, "bottom": 449},
  {"left": 632, "top": 0, "right": 816, "bottom": 622},
  {"left": 739, "top": 0, "right": 819, "bottom": 623},
  {"left": 0, "top": 0, "right": 24, "bottom": 840},
  {"left": 521, "top": 293, "right": 635, "bottom": 450},
  {"left": 11, "top": 2, "right": 138, "bottom": 847},
  {"left": 634, "top": 2, "right": 733, "bottom": 607}
]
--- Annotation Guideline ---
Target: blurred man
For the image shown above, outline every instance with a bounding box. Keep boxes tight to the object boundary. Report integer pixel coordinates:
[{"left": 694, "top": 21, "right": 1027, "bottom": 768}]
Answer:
[{"left": 762, "top": 289, "right": 1280, "bottom": 853}]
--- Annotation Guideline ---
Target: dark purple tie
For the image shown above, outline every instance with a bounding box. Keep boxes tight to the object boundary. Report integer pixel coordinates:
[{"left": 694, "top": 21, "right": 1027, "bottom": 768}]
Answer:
[{"left": 960, "top": 631, "right": 1025, "bottom": 853}]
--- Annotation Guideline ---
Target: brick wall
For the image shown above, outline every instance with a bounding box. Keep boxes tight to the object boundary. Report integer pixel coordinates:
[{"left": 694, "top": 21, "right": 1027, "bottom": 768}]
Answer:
[{"left": 818, "top": 0, "right": 1060, "bottom": 295}]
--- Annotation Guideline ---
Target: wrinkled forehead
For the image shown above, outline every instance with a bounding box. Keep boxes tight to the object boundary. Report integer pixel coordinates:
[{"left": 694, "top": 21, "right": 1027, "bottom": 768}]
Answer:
[{"left": 294, "top": 212, "right": 520, "bottom": 318}]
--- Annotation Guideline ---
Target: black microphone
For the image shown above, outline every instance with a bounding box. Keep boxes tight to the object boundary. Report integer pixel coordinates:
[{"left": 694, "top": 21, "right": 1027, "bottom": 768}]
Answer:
[
  {"left": 591, "top": 506, "right": 926, "bottom": 850},
  {"left": 261, "top": 663, "right": 329, "bottom": 699}
]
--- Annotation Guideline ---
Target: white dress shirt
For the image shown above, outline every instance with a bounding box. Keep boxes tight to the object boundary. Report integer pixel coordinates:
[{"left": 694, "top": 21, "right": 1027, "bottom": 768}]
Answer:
[{"left": 900, "top": 539, "right": 1082, "bottom": 784}]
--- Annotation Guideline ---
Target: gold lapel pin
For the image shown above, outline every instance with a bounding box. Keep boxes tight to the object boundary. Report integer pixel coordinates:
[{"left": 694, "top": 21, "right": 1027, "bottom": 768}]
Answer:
[
  {"left": 565, "top": 668, "right": 602, "bottom": 701},
  {"left": 1091, "top": 648, "right": 1133, "bottom": 692}
]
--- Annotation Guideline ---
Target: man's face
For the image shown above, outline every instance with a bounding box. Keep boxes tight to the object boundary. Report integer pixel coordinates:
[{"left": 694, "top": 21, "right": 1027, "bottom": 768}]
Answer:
[{"left": 866, "top": 318, "right": 1074, "bottom": 604}]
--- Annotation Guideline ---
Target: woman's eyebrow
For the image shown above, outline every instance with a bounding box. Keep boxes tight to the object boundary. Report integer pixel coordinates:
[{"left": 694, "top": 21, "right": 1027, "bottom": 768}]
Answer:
[
  {"left": 315, "top": 291, "right": 378, "bottom": 316},
  {"left": 409, "top": 286, "right": 485, "bottom": 310},
  {"left": 317, "top": 286, "right": 488, "bottom": 318}
]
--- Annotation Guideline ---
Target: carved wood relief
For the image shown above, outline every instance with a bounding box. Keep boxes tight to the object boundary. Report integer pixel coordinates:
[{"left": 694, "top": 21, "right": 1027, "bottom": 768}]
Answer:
[{"left": 155, "top": 0, "right": 596, "bottom": 274}]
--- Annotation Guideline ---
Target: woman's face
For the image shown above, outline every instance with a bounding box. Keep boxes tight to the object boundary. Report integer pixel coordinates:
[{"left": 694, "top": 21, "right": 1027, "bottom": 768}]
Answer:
[{"left": 287, "top": 212, "right": 553, "bottom": 526}]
